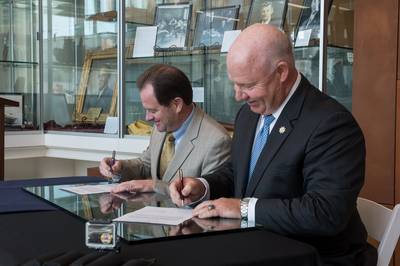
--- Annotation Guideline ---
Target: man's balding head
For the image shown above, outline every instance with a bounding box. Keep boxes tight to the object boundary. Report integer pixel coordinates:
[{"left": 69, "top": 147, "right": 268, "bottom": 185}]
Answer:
[{"left": 227, "top": 24, "right": 295, "bottom": 75}]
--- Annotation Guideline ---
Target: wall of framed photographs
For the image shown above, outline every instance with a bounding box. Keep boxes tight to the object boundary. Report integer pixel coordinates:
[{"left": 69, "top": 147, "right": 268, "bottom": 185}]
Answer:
[
  {"left": 4, "top": 0, "right": 353, "bottom": 136},
  {"left": 123, "top": 0, "right": 354, "bottom": 135}
]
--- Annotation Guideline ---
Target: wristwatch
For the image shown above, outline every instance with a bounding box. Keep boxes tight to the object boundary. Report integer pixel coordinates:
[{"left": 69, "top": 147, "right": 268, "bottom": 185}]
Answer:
[{"left": 240, "top": 198, "right": 250, "bottom": 220}]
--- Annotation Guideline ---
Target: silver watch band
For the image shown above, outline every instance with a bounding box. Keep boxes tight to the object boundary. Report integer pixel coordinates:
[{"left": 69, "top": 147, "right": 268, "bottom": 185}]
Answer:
[{"left": 240, "top": 198, "right": 250, "bottom": 220}]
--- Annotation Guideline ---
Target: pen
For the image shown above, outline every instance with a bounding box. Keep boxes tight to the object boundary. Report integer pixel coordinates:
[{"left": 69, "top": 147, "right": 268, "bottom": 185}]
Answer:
[
  {"left": 110, "top": 150, "right": 122, "bottom": 183},
  {"left": 111, "top": 150, "right": 116, "bottom": 171},
  {"left": 179, "top": 169, "right": 184, "bottom": 206}
]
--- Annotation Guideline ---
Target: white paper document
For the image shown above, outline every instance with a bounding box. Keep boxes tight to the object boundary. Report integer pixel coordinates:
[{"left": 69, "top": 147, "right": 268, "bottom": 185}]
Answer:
[
  {"left": 192, "top": 87, "right": 204, "bottom": 103},
  {"left": 60, "top": 183, "right": 118, "bottom": 195},
  {"left": 221, "top": 30, "right": 241, "bottom": 52},
  {"left": 295, "top": 29, "right": 312, "bottom": 47},
  {"left": 132, "top": 26, "right": 157, "bottom": 58},
  {"left": 113, "top": 206, "right": 193, "bottom": 225}
]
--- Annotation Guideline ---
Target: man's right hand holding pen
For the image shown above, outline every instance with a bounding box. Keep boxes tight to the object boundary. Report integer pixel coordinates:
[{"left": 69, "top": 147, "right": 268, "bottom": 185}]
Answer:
[
  {"left": 169, "top": 176, "right": 206, "bottom": 207},
  {"left": 99, "top": 156, "right": 123, "bottom": 179}
]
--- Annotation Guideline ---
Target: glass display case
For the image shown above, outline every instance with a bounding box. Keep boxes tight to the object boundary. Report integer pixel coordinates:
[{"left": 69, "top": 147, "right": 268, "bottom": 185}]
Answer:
[
  {"left": 25, "top": 0, "right": 353, "bottom": 135},
  {"left": 42, "top": 0, "right": 118, "bottom": 133},
  {"left": 0, "top": 0, "right": 39, "bottom": 130}
]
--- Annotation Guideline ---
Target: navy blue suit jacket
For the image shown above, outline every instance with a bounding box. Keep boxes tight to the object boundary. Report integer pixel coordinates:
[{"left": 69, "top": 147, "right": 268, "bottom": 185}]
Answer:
[{"left": 204, "top": 76, "right": 374, "bottom": 265}]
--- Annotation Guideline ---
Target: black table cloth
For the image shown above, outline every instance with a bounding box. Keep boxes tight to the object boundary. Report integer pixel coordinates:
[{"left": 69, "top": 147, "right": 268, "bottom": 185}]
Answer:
[{"left": 0, "top": 177, "right": 320, "bottom": 266}]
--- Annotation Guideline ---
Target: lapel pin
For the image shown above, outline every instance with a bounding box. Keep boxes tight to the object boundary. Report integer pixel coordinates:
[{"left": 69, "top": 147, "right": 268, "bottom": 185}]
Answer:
[{"left": 279, "top": 126, "right": 286, "bottom": 134}]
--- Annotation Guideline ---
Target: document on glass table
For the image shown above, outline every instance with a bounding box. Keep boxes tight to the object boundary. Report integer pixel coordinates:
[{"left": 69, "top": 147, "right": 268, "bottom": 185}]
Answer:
[
  {"left": 113, "top": 206, "right": 193, "bottom": 225},
  {"left": 60, "top": 183, "right": 118, "bottom": 195}
]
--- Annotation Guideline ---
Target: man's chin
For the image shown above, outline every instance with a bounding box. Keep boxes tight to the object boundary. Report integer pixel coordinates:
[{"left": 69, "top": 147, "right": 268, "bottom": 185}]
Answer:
[
  {"left": 250, "top": 106, "right": 268, "bottom": 115},
  {"left": 248, "top": 103, "right": 260, "bottom": 113},
  {"left": 155, "top": 124, "right": 166, "bottom": 132}
]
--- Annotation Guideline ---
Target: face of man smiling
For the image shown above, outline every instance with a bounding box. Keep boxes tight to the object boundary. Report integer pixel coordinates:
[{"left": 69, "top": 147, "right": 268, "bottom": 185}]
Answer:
[
  {"left": 140, "top": 83, "right": 180, "bottom": 132},
  {"left": 227, "top": 59, "right": 286, "bottom": 116}
]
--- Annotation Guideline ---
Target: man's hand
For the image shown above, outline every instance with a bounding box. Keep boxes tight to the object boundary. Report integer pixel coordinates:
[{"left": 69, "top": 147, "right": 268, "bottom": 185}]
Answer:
[
  {"left": 169, "top": 177, "right": 205, "bottom": 206},
  {"left": 192, "top": 217, "right": 240, "bottom": 231},
  {"left": 193, "top": 198, "right": 241, "bottom": 219},
  {"left": 98, "top": 193, "right": 123, "bottom": 214},
  {"left": 167, "top": 220, "right": 202, "bottom": 236},
  {"left": 111, "top": 180, "right": 154, "bottom": 193},
  {"left": 99, "top": 157, "right": 123, "bottom": 178}
]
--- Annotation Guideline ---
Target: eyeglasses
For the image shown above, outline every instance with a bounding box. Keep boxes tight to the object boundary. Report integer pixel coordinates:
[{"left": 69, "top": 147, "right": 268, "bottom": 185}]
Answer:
[{"left": 233, "top": 67, "right": 277, "bottom": 93}]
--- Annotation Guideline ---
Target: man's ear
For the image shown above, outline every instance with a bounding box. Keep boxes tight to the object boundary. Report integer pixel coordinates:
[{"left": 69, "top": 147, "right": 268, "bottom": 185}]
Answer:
[
  {"left": 276, "top": 61, "right": 289, "bottom": 83},
  {"left": 171, "top": 97, "right": 183, "bottom": 113}
]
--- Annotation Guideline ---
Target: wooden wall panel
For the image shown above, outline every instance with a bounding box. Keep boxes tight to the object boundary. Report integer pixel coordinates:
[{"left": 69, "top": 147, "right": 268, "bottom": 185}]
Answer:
[
  {"left": 87, "top": 167, "right": 102, "bottom": 177},
  {"left": 396, "top": 81, "right": 400, "bottom": 204},
  {"left": 353, "top": 0, "right": 398, "bottom": 205}
]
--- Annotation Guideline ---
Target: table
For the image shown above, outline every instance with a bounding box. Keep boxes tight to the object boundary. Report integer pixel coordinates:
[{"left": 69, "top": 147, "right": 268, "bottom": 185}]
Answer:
[
  {"left": 0, "top": 176, "right": 103, "bottom": 213},
  {"left": 0, "top": 177, "right": 320, "bottom": 266}
]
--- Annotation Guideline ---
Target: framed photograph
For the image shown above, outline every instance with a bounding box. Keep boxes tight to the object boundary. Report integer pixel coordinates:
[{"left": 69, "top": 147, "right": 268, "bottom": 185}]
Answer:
[
  {"left": 295, "top": 0, "right": 333, "bottom": 45},
  {"left": 193, "top": 6, "right": 240, "bottom": 49},
  {"left": 154, "top": 3, "right": 192, "bottom": 50},
  {"left": 0, "top": 93, "right": 23, "bottom": 126},
  {"left": 74, "top": 48, "right": 118, "bottom": 124},
  {"left": 246, "top": 0, "right": 288, "bottom": 28}
]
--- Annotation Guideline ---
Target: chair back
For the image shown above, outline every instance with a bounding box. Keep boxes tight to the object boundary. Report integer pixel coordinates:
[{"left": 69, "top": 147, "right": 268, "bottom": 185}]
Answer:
[{"left": 357, "top": 197, "right": 400, "bottom": 266}]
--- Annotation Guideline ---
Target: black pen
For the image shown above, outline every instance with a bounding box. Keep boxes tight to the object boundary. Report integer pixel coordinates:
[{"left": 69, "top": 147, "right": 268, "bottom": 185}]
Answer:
[
  {"left": 111, "top": 150, "right": 116, "bottom": 173},
  {"left": 178, "top": 169, "right": 184, "bottom": 206}
]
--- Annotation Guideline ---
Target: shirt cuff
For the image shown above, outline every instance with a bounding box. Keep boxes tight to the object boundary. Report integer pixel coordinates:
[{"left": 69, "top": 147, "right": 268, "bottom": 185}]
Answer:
[
  {"left": 188, "top": 177, "right": 210, "bottom": 206},
  {"left": 248, "top": 197, "right": 258, "bottom": 225}
]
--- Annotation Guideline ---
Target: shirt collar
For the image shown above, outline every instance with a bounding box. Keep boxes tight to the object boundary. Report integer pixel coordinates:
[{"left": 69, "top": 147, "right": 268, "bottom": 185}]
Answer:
[
  {"left": 259, "top": 71, "right": 301, "bottom": 131},
  {"left": 270, "top": 71, "right": 301, "bottom": 121},
  {"left": 172, "top": 104, "right": 195, "bottom": 141}
]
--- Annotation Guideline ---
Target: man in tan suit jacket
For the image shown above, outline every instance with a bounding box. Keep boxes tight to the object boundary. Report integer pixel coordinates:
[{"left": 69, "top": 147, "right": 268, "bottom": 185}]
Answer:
[{"left": 99, "top": 64, "right": 231, "bottom": 195}]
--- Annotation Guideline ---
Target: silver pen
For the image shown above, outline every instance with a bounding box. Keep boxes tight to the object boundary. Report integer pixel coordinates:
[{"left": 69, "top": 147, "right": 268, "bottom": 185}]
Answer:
[{"left": 110, "top": 150, "right": 121, "bottom": 183}]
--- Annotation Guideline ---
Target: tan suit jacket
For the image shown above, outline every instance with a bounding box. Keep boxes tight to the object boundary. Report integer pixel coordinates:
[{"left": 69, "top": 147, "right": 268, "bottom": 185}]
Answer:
[{"left": 120, "top": 106, "right": 231, "bottom": 195}]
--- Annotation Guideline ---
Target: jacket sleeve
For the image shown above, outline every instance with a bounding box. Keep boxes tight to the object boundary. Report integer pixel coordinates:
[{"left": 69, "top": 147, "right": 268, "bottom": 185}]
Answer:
[
  {"left": 119, "top": 131, "right": 155, "bottom": 181},
  {"left": 119, "top": 148, "right": 152, "bottom": 182},
  {"left": 255, "top": 111, "right": 365, "bottom": 236}
]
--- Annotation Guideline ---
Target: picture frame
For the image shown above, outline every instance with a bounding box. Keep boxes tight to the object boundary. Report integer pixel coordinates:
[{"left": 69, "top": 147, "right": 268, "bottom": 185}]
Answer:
[
  {"left": 246, "top": 0, "right": 288, "bottom": 29},
  {"left": 154, "top": 3, "right": 192, "bottom": 51},
  {"left": 193, "top": 5, "right": 240, "bottom": 49},
  {"left": 0, "top": 93, "right": 23, "bottom": 126},
  {"left": 294, "top": 0, "right": 333, "bottom": 45},
  {"left": 74, "top": 48, "right": 118, "bottom": 124}
]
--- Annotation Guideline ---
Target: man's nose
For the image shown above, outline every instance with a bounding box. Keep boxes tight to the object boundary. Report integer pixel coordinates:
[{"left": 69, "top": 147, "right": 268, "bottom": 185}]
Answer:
[
  {"left": 235, "top": 88, "right": 248, "bottom": 102},
  {"left": 145, "top": 112, "right": 154, "bottom": 121}
]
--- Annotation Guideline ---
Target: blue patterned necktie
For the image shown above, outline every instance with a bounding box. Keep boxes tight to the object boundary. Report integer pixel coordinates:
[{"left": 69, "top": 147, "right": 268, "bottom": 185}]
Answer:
[{"left": 248, "top": 115, "right": 275, "bottom": 182}]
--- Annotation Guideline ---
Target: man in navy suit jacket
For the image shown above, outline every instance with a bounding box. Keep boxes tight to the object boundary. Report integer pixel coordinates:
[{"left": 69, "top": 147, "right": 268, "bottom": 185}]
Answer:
[{"left": 170, "top": 24, "right": 376, "bottom": 265}]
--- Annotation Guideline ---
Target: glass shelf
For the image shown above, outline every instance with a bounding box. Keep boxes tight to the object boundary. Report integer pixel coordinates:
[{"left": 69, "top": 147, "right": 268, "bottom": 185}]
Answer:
[{"left": 0, "top": 60, "right": 38, "bottom": 65}]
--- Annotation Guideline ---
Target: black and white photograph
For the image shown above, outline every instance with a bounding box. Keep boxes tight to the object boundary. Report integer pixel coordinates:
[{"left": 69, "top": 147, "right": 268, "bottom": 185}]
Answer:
[
  {"left": 154, "top": 3, "right": 192, "bottom": 50},
  {"left": 295, "top": 0, "right": 332, "bottom": 43},
  {"left": 193, "top": 6, "right": 240, "bottom": 48},
  {"left": 246, "top": 0, "right": 288, "bottom": 28}
]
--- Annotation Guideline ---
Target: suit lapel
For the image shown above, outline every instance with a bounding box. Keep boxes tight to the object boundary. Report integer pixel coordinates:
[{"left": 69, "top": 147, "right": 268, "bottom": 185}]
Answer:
[
  {"left": 162, "top": 107, "right": 202, "bottom": 182},
  {"left": 245, "top": 76, "right": 309, "bottom": 196},
  {"left": 235, "top": 108, "right": 260, "bottom": 197},
  {"left": 245, "top": 116, "right": 293, "bottom": 195}
]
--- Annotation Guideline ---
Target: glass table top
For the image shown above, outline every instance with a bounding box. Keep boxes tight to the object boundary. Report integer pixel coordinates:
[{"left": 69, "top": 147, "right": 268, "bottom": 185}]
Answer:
[{"left": 23, "top": 182, "right": 254, "bottom": 242}]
